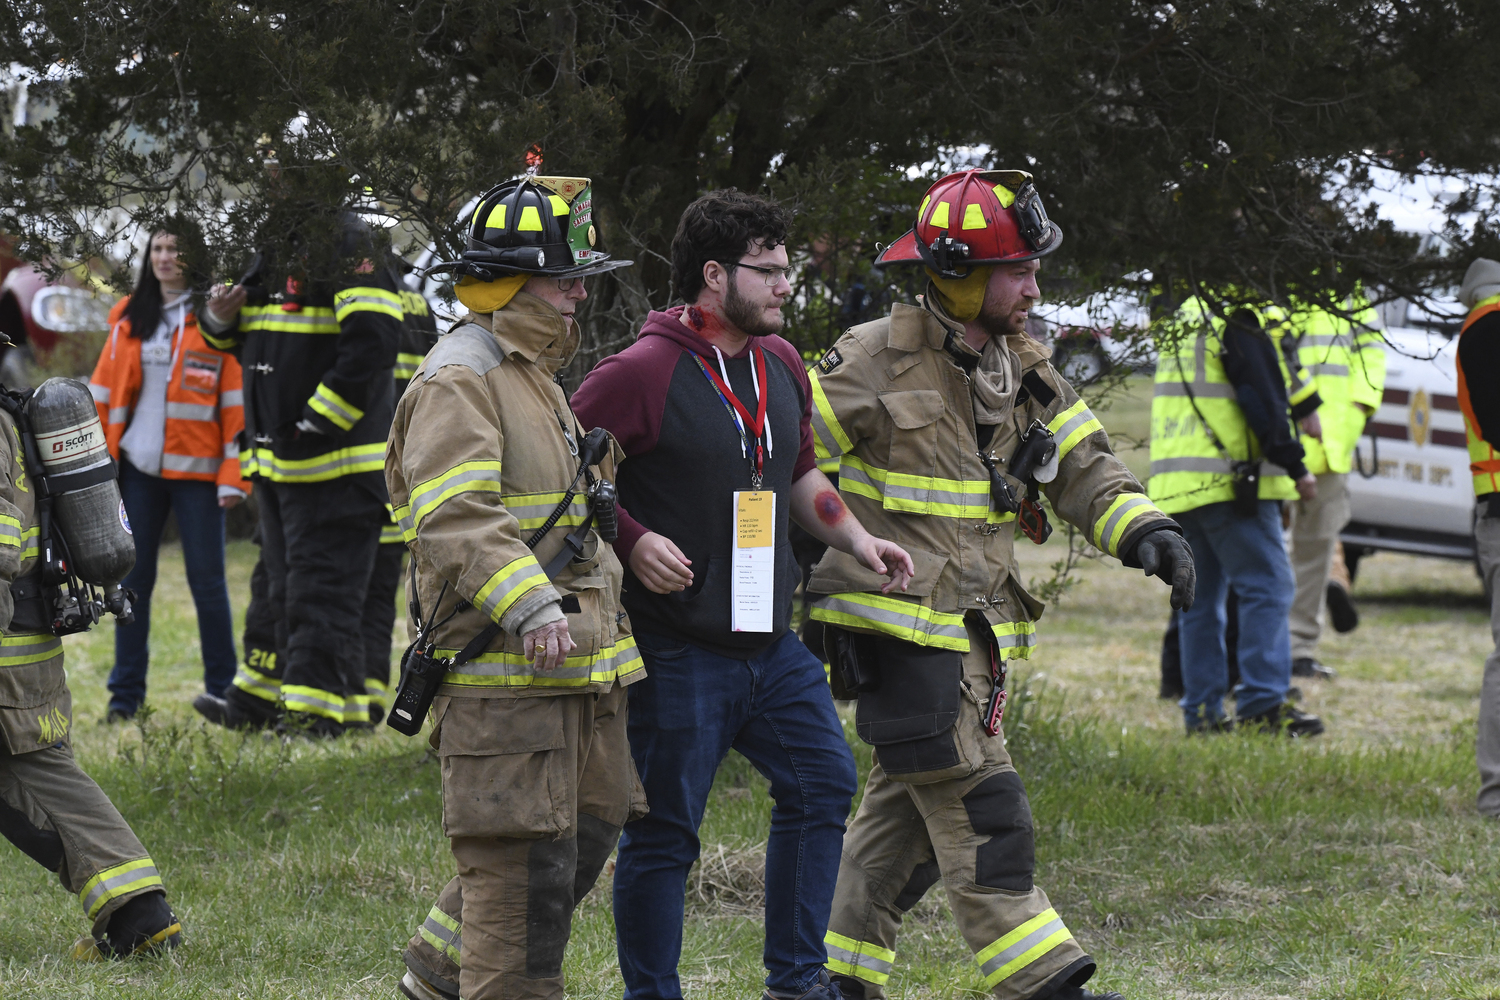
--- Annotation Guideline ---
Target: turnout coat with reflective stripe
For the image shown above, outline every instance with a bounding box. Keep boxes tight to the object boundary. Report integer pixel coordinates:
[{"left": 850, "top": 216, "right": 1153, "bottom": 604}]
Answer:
[
  {"left": 0, "top": 405, "right": 67, "bottom": 743},
  {"left": 90, "top": 298, "right": 251, "bottom": 492},
  {"left": 806, "top": 298, "right": 1170, "bottom": 655},
  {"left": 386, "top": 294, "right": 641, "bottom": 697},
  {"left": 201, "top": 263, "right": 402, "bottom": 488}
]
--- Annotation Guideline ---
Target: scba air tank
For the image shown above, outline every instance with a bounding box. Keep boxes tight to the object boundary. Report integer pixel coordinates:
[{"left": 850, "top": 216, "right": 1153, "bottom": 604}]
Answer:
[{"left": 28, "top": 377, "right": 135, "bottom": 586}]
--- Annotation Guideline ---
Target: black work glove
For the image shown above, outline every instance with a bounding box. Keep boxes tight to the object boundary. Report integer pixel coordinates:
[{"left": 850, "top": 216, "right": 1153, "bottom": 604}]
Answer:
[{"left": 1135, "top": 528, "right": 1196, "bottom": 610}]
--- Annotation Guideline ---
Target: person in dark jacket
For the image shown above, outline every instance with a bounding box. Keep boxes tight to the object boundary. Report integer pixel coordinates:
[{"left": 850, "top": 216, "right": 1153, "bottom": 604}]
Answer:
[{"left": 571, "top": 190, "right": 912, "bottom": 1000}]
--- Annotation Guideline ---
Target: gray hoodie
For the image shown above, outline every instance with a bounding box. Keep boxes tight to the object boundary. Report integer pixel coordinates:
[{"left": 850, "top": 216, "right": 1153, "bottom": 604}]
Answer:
[{"left": 1460, "top": 258, "right": 1500, "bottom": 309}]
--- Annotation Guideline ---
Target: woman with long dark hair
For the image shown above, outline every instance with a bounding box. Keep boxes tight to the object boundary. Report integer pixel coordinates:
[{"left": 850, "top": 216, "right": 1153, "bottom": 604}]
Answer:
[{"left": 90, "top": 223, "right": 250, "bottom": 721}]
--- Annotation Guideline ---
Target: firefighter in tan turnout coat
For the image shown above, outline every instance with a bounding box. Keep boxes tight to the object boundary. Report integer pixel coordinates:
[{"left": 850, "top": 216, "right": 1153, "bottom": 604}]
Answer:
[
  {"left": 0, "top": 388, "right": 182, "bottom": 959},
  {"left": 387, "top": 174, "right": 645, "bottom": 1000},
  {"left": 808, "top": 171, "right": 1196, "bottom": 1000}
]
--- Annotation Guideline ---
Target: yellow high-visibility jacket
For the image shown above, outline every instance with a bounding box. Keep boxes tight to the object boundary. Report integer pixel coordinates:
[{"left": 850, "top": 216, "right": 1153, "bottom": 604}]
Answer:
[
  {"left": 806, "top": 297, "right": 1173, "bottom": 659},
  {"left": 386, "top": 294, "right": 641, "bottom": 697}
]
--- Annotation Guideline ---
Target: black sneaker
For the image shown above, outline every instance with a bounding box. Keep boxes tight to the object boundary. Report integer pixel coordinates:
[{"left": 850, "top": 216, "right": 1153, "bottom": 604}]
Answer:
[
  {"left": 1185, "top": 717, "right": 1232, "bottom": 735},
  {"left": 765, "top": 970, "right": 842, "bottom": 1000},
  {"left": 1238, "top": 702, "right": 1325, "bottom": 737},
  {"left": 100, "top": 707, "right": 135, "bottom": 725},
  {"left": 1325, "top": 580, "right": 1359, "bottom": 633},
  {"left": 1291, "top": 657, "right": 1337, "bottom": 680}
]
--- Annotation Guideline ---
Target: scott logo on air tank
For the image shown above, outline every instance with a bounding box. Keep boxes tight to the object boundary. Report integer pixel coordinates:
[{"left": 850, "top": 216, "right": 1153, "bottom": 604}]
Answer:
[{"left": 53, "top": 429, "right": 96, "bottom": 454}]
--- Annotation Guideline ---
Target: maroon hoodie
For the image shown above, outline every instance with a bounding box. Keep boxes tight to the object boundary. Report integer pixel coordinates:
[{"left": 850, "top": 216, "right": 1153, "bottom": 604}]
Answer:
[{"left": 571, "top": 306, "right": 816, "bottom": 659}]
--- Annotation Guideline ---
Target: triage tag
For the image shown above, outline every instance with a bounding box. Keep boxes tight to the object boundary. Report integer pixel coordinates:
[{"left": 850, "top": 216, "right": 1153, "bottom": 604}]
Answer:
[{"left": 731, "top": 490, "right": 775, "bottom": 632}]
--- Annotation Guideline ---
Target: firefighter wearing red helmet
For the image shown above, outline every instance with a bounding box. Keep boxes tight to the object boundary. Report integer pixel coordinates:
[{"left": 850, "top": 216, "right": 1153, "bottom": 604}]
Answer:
[{"left": 807, "top": 169, "right": 1195, "bottom": 1000}]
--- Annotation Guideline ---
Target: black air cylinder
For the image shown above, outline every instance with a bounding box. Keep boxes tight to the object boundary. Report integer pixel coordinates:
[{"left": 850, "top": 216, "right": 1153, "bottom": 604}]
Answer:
[{"left": 27, "top": 377, "right": 135, "bottom": 586}]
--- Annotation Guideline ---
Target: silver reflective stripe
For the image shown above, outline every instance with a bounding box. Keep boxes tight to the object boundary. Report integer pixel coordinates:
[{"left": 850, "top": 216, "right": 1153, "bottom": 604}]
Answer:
[
  {"left": 242, "top": 308, "right": 339, "bottom": 334},
  {"left": 837, "top": 460, "right": 881, "bottom": 495},
  {"left": 219, "top": 389, "right": 243, "bottom": 407},
  {"left": 311, "top": 386, "right": 361, "bottom": 427},
  {"left": 234, "top": 666, "right": 280, "bottom": 699},
  {"left": 1308, "top": 363, "right": 1348, "bottom": 377},
  {"left": 1151, "top": 382, "right": 1236, "bottom": 399},
  {"left": 994, "top": 629, "right": 1035, "bottom": 651},
  {"left": 1150, "top": 456, "right": 1233, "bottom": 475},
  {"left": 476, "top": 560, "right": 547, "bottom": 620},
  {"left": 223, "top": 440, "right": 240, "bottom": 459},
  {"left": 1299, "top": 333, "right": 1349, "bottom": 348},
  {"left": 1098, "top": 495, "right": 1153, "bottom": 548},
  {"left": 0, "top": 635, "right": 63, "bottom": 663},
  {"left": 243, "top": 446, "right": 385, "bottom": 481},
  {"left": 1264, "top": 462, "right": 1288, "bottom": 478},
  {"left": 284, "top": 688, "right": 343, "bottom": 715},
  {"left": 505, "top": 496, "right": 590, "bottom": 529},
  {"left": 1051, "top": 406, "right": 1098, "bottom": 443},
  {"left": 0, "top": 521, "right": 20, "bottom": 545},
  {"left": 826, "top": 940, "right": 894, "bottom": 978},
  {"left": 811, "top": 594, "right": 968, "bottom": 644},
  {"left": 809, "top": 406, "right": 843, "bottom": 459},
  {"left": 80, "top": 861, "right": 162, "bottom": 918},
  {"left": 411, "top": 467, "right": 504, "bottom": 524},
  {"left": 881, "top": 479, "right": 987, "bottom": 509},
  {"left": 421, "top": 909, "right": 462, "bottom": 961},
  {"left": 977, "top": 916, "right": 1067, "bottom": 981},
  {"left": 162, "top": 452, "right": 221, "bottom": 474},
  {"left": 108, "top": 406, "right": 130, "bottom": 424},
  {"left": 88, "top": 383, "right": 110, "bottom": 403},
  {"left": 165, "top": 401, "right": 216, "bottom": 421}
]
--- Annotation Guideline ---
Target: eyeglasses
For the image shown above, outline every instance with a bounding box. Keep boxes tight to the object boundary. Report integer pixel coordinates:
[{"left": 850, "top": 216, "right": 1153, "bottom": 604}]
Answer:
[
  {"left": 554, "top": 276, "right": 585, "bottom": 292},
  {"left": 725, "top": 262, "right": 794, "bottom": 286}
]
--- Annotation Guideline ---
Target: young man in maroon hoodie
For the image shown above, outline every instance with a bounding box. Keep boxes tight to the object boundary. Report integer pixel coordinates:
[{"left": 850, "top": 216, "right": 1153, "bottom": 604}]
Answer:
[{"left": 571, "top": 190, "right": 913, "bottom": 1000}]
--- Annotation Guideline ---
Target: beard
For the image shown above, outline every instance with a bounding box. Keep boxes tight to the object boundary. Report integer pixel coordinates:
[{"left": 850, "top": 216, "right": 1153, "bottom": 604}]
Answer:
[
  {"left": 975, "top": 289, "right": 1029, "bottom": 339},
  {"left": 724, "top": 278, "right": 784, "bottom": 337}
]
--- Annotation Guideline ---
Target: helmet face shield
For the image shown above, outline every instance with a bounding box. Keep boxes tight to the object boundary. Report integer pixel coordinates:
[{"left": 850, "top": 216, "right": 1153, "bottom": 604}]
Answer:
[{"left": 874, "top": 168, "right": 1063, "bottom": 274}]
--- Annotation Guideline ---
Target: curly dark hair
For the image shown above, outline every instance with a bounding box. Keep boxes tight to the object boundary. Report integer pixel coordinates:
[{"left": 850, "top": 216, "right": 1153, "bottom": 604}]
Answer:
[{"left": 670, "top": 189, "right": 792, "bottom": 303}]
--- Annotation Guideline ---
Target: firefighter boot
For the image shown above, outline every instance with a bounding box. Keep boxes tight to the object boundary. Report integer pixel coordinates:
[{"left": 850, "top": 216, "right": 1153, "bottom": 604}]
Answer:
[
  {"left": 73, "top": 890, "right": 182, "bottom": 960},
  {"left": 399, "top": 969, "right": 458, "bottom": 1000},
  {"left": 192, "top": 692, "right": 276, "bottom": 731}
]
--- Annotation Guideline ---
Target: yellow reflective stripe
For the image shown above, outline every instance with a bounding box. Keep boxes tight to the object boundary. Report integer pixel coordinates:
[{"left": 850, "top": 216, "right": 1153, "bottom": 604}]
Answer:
[
  {"left": 1046, "top": 399, "right": 1104, "bottom": 460},
  {"left": 20, "top": 525, "right": 38, "bottom": 561},
  {"left": 392, "top": 502, "right": 416, "bottom": 543},
  {"left": 473, "top": 554, "right": 550, "bottom": 623},
  {"left": 307, "top": 383, "right": 364, "bottom": 431},
  {"left": 420, "top": 904, "right": 462, "bottom": 963},
  {"left": 0, "top": 633, "right": 62, "bottom": 666},
  {"left": 410, "top": 460, "right": 505, "bottom": 528},
  {"left": 504, "top": 491, "right": 591, "bottom": 531},
  {"left": 366, "top": 677, "right": 389, "bottom": 696},
  {"left": 343, "top": 693, "right": 373, "bottom": 724},
  {"left": 824, "top": 931, "right": 895, "bottom": 985},
  {"left": 809, "top": 593, "right": 969, "bottom": 651},
  {"left": 379, "top": 522, "right": 405, "bottom": 544},
  {"left": 975, "top": 908, "right": 1075, "bottom": 988},
  {"left": 809, "top": 371, "right": 854, "bottom": 455},
  {"left": 333, "top": 286, "right": 404, "bottom": 323},
  {"left": 394, "top": 351, "right": 425, "bottom": 380},
  {"left": 992, "top": 620, "right": 1037, "bottom": 661},
  {"left": 838, "top": 456, "right": 991, "bottom": 518},
  {"left": 816, "top": 455, "right": 840, "bottom": 474},
  {"left": 0, "top": 513, "right": 20, "bottom": 548},
  {"left": 79, "top": 858, "right": 164, "bottom": 919},
  {"left": 282, "top": 685, "right": 345, "bottom": 721},
  {"left": 239, "top": 305, "right": 340, "bottom": 335},
  {"left": 232, "top": 662, "right": 282, "bottom": 703},
  {"left": 240, "top": 443, "right": 387, "bottom": 483},
  {"left": 1093, "top": 492, "right": 1158, "bottom": 556},
  {"left": 440, "top": 636, "right": 644, "bottom": 689}
]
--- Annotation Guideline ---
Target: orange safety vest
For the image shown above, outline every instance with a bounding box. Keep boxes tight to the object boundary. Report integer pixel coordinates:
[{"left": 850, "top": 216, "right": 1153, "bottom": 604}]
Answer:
[
  {"left": 89, "top": 297, "right": 251, "bottom": 492},
  {"left": 1458, "top": 295, "right": 1500, "bottom": 497}
]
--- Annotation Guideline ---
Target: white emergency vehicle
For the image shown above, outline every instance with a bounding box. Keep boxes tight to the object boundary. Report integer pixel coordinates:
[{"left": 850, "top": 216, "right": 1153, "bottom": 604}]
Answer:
[{"left": 1343, "top": 308, "right": 1476, "bottom": 578}]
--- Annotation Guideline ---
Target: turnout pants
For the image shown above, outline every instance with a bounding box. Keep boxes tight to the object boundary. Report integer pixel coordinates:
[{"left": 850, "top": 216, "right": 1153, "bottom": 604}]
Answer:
[
  {"left": 230, "top": 539, "right": 286, "bottom": 715},
  {"left": 826, "top": 620, "right": 1092, "bottom": 1000},
  {"left": 361, "top": 540, "right": 406, "bottom": 705},
  {"left": 230, "top": 479, "right": 384, "bottom": 729},
  {"left": 0, "top": 635, "right": 167, "bottom": 937},
  {"left": 1475, "top": 514, "right": 1500, "bottom": 816},
  {"left": 402, "top": 684, "right": 645, "bottom": 1000},
  {"left": 1287, "top": 472, "right": 1351, "bottom": 661}
]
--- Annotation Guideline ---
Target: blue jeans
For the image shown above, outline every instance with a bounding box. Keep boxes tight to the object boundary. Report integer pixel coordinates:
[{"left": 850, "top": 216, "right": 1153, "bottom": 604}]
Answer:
[
  {"left": 614, "top": 630, "right": 857, "bottom": 998},
  {"left": 107, "top": 459, "right": 237, "bottom": 714},
  {"left": 1176, "top": 499, "right": 1295, "bottom": 725}
]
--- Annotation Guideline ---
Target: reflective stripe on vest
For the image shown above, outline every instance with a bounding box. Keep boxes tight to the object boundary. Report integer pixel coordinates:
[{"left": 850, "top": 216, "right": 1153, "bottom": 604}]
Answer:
[
  {"left": 1459, "top": 296, "right": 1500, "bottom": 496},
  {"left": 239, "top": 442, "right": 386, "bottom": 483},
  {"left": 437, "top": 636, "right": 644, "bottom": 690}
]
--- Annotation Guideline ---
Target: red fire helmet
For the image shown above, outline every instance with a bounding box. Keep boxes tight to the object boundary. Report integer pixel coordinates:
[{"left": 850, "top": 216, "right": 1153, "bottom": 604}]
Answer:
[{"left": 875, "top": 168, "right": 1063, "bottom": 276}]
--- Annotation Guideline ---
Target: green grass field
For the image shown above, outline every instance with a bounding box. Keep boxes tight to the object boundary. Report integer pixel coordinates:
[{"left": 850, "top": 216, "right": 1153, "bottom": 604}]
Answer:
[{"left": 1, "top": 379, "right": 1497, "bottom": 999}]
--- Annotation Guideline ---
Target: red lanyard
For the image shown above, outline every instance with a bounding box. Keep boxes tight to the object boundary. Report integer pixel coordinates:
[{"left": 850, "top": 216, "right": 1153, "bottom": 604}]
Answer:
[{"left": 692, "top": 346, "right": 768, "bottom": 487}]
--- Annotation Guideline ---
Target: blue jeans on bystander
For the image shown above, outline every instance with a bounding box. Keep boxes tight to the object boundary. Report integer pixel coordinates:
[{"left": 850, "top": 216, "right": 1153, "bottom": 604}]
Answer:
[
  {"left": 107, "top": 459, "right": 237, "bottom": 716},
  {"left": 613, "top": 629, "right": 857, "bottom": 999},
  {"left": 1175, "top": 499, "right": 1295, "bottom": 727}
]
